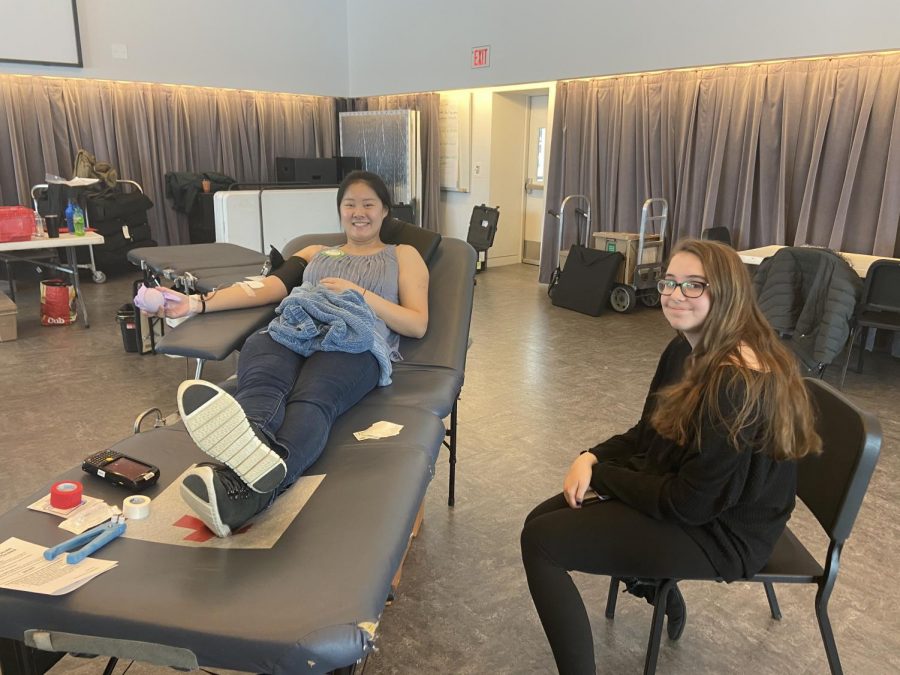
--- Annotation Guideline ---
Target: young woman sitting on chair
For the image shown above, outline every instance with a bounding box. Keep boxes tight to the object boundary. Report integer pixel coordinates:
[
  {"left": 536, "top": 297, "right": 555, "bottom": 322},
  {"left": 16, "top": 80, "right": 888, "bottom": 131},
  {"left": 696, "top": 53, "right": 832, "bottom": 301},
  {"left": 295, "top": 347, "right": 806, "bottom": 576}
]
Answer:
[
  {"left": 142, "top": 171, "right": 429, "bottom": 537},
  {"left": 520, "top": 239, "right": 821, "bottom": 674}
]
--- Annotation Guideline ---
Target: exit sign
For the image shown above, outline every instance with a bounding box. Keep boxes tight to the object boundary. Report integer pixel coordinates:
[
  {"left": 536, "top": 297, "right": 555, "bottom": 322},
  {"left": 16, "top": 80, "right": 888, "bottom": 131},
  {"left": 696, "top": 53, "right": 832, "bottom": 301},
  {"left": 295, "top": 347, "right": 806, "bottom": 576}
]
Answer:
[{"left": 472, "top": 45, "right": 490, "bottom": 69}]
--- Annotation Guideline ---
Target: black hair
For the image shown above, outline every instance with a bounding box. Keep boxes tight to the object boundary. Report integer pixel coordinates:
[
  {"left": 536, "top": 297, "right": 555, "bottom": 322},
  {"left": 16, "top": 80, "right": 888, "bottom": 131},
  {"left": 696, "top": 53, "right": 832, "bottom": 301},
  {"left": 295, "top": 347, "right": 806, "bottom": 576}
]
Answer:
[{"left": 336, "top": 170, "right": 392, "bottom": 221}]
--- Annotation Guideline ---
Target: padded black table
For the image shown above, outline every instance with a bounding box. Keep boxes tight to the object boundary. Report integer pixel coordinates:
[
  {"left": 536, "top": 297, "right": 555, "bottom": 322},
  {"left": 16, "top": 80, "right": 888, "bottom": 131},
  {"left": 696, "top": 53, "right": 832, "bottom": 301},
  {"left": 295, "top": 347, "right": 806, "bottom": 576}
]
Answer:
[
  {"left": 0, "top": 406, "right": 444, "bottom": 674},
  {"left": 1, "top": 233, "right": 476, "bottom": 674}
]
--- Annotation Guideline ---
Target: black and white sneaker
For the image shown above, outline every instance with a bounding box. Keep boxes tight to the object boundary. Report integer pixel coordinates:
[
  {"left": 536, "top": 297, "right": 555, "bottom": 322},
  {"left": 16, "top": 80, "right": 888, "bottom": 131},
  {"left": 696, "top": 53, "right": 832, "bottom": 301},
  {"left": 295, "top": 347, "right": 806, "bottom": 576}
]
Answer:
[
  {"left": 180, "top": 463, "right": 271, "bottom": 537},
  {"left": 623, "top": 578, "right": 688, "bottom": 641},
  {"left": 177, "top": 379, "right": 286, "bottom": 493},
  {"left": 665, "top": 584, "right": 687, "bottom": 641}
]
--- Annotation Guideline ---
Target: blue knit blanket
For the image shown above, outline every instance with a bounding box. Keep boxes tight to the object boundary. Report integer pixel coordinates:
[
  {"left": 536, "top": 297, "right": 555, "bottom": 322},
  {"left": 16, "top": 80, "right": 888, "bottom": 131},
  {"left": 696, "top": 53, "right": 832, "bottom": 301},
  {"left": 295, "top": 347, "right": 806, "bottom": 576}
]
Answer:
[{"left": 267, "top": 284, "right": 393, "bottom": 386}]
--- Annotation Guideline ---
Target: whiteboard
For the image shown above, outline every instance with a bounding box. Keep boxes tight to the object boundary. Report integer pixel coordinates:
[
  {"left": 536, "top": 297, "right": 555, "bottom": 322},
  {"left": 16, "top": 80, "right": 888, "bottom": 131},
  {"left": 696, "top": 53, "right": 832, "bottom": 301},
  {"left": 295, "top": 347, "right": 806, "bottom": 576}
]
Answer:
[
  {"left": 214, "top": 188, "right": 341, "bottom": 254},
  {"left": 0, "top": 0, "right": 82, "bottom": 66},
  {"left": 439, "top": 92, "right": 471, "bottom": 192}
]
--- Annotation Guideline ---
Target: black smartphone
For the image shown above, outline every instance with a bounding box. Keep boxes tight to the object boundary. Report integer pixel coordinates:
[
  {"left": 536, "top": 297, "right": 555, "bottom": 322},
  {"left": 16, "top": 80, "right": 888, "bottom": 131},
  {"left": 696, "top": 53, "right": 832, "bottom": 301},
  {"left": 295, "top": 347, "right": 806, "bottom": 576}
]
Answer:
[
  {"left": 582, "top": 488, "right": 612, "bottom": 505},
  {"left": 82, "top": 450, "right": 160, "bottom": 491}
]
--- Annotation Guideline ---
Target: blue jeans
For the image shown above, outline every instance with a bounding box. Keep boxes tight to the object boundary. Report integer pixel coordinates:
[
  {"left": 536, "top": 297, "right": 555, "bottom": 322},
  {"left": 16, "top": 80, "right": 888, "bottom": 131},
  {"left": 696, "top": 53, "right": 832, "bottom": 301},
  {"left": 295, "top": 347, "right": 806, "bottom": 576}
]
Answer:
[{"left": 235, "top": 330, "right": 380, "bottom": 496}]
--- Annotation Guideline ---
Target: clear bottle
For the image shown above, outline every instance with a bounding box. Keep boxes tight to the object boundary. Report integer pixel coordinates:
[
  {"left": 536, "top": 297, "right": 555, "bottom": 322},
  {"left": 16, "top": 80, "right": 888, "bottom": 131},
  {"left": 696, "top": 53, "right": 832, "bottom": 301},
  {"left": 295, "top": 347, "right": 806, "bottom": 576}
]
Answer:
[
  {"left": 73, "top": 204, "right": 86, "bottom": 236},
  {"left": 65, "top": 200, "right": 75, "bottom": 235},
  {"left": 34, "top": 213, "right": 46, "bottom": 238}
]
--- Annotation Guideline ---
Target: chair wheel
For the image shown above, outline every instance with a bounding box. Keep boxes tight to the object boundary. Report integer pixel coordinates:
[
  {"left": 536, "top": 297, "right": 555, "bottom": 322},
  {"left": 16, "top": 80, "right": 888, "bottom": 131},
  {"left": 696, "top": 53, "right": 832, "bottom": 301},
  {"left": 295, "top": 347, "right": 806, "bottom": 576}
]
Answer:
[{"left": 92, "top": 271, "right": 107, "bottom": 283}]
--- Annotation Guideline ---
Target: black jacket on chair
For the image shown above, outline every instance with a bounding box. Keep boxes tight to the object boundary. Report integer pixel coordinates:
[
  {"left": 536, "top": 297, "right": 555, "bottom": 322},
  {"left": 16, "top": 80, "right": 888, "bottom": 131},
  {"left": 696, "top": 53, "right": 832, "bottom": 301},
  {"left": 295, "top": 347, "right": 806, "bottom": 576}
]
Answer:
[{"left": 753, "top": 247, "right": 862, "bottom": 368}]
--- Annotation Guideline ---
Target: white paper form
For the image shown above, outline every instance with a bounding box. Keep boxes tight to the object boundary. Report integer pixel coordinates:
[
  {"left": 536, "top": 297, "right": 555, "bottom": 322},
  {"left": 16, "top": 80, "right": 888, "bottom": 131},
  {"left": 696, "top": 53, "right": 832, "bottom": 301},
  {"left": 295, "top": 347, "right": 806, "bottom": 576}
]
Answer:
[
  {"left": 0, "top": 537, "right": 117, "bottom": 595},
  {"left": 353, "top": 421, "right": 403, "bottom": 441}
]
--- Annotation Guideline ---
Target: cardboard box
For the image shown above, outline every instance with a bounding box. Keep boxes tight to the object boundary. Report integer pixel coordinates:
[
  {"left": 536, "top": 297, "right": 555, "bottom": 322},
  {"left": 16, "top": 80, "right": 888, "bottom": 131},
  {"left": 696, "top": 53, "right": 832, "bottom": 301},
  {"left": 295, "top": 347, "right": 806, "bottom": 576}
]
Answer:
[
  {"left": 592, "top": 231, "right": 662, "bottom": 285},
  {"left": 0, "top": 290, "right": 17, "bottom": 342}
]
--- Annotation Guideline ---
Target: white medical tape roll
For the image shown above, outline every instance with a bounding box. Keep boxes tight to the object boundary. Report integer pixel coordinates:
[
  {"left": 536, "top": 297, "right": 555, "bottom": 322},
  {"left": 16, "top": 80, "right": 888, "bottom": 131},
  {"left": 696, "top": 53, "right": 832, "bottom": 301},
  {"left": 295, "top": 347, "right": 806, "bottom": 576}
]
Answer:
[{"left": 123, "top": 495, "right": 151, "bottom": 520}]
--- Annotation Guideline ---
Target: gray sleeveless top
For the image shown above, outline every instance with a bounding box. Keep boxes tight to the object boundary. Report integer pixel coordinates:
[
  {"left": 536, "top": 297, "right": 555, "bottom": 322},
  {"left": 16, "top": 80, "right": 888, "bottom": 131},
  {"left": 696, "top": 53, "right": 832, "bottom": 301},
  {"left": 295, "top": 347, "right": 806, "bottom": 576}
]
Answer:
[{"left": 304, "top": 245, "right": 402, "bottom": 359}]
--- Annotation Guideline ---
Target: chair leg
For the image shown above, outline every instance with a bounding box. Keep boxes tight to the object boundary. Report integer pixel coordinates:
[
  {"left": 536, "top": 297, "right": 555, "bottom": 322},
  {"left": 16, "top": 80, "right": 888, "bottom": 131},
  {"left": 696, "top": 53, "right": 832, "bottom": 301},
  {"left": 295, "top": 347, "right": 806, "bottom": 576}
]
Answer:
[
  {"left": 643, "top": 579, "right": 674, "bottom": 675},
  {"left": 838, "top": 326, "right": 859, "bottom": 390},
  {"left": 763, "top": 582, "right": 782, "bottom": 620},
  {"left": 605, "top": 577, "right": 620, "bottom": 619},
  {"left": 815, "top": 586, "right": 843, "bottom": 675},
  {"left": 856, "top": 327, "right": 868, "bottom": 373},
  {"left": 814, "top": 542, "right": 844, "bottom": 675}
]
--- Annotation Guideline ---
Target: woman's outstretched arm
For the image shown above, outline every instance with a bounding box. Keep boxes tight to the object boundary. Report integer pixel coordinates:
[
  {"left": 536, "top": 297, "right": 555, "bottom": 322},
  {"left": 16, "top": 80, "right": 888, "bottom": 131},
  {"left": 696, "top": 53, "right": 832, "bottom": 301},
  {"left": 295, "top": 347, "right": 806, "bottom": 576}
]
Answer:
[{"left": 147, "top": 245, "right": 323, "bottom": 318}]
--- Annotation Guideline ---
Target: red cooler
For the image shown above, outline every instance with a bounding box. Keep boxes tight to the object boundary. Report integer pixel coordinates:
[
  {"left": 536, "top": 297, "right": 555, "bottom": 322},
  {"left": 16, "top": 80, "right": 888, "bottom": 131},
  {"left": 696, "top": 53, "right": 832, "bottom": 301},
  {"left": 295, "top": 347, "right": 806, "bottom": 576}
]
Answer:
[{"left": 0, "top": 207, "right": 36, "bottom": 242}]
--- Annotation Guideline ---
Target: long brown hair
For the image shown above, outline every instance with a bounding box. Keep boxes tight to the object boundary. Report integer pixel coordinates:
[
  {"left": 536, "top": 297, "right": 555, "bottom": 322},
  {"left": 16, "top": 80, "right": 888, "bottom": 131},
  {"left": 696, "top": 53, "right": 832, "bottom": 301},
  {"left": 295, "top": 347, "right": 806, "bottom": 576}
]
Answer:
[{"left": 650, "top": 239, "right": 821, "bottom": 460}]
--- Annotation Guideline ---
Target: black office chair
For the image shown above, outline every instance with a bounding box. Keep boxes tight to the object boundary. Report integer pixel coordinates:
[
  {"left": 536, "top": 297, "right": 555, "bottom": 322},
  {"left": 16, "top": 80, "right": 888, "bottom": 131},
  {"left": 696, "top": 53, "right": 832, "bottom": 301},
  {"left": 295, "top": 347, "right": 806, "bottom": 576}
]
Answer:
[
  {"left": 700, "top": 226, "right": 733, "bottom": 246},
  {"left": 604, "top": 378, "right": 882, "bottom": 675},
  {"left": 839, "top": 259, "right": 900, "bottom": 388}
]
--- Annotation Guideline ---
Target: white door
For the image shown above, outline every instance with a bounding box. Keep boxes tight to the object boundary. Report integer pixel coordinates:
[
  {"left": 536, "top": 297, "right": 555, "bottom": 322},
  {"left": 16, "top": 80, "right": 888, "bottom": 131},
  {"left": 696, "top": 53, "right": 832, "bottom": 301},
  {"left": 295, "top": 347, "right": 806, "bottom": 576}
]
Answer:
[{"left": 522, "top": 95, "right": 548, "bottom": 265}]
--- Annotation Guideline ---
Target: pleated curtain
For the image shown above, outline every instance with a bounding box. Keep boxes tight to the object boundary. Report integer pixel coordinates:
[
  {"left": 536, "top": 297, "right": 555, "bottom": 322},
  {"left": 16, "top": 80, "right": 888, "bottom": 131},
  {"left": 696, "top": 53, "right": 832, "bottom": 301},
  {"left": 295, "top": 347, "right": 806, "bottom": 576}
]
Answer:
[
  {"left": 351, "top": 93, "right": 442, "bottom": 233},
  {"left": 540, "top": 53, "right": 900, "bottom": 282},
  {"left": 0, "top": 74, "right": 344, "bottom": 244}
]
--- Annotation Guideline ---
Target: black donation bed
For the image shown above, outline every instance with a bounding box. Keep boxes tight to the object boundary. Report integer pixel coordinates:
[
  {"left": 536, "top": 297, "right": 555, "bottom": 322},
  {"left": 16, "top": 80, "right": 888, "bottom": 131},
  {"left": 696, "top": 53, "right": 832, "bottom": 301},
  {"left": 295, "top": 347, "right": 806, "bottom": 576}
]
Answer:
[{"left": 0, "top": 221, "right": 476, "bottom": 674}]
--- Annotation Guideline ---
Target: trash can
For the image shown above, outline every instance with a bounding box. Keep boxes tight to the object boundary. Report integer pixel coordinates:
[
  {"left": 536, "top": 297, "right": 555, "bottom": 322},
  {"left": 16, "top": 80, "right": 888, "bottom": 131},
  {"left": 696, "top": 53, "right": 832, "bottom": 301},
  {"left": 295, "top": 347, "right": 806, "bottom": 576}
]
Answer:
[
  {"left": 117, "top": 303, "right": 140, "bottom": 352},
  {"left": 40, "top": 279, "right": 76, "bottom": 326}
]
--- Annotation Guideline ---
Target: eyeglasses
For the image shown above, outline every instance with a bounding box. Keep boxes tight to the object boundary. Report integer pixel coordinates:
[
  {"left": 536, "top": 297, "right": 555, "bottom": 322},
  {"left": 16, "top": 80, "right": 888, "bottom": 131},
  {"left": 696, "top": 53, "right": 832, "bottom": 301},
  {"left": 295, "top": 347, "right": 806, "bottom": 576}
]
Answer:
[{"left": 657, "top": 279, "right": 709, "bottom": 298}]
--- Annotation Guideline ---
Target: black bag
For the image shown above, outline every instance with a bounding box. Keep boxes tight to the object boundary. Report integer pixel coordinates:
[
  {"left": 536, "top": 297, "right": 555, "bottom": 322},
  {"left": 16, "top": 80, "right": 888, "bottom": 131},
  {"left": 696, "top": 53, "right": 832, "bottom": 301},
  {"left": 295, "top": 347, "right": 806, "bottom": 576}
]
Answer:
[
  {"left": 550, "top": 246, "right": 623, "bottom": 316},
  {"left": 466, "top": 204, "right": 499, "bottom": 251}
]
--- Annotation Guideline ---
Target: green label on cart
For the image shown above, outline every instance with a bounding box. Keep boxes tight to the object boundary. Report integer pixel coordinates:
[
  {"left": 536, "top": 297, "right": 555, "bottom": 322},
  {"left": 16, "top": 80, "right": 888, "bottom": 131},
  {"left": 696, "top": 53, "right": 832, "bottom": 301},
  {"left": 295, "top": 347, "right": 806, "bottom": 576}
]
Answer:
[{"left": 606, "top": 241, "right": 617, "bottom": 253}]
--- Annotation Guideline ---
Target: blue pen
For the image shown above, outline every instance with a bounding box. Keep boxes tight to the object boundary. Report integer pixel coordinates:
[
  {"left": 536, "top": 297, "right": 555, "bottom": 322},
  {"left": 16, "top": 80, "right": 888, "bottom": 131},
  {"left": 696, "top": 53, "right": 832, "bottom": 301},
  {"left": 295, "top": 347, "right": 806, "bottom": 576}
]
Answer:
[{"left": 43, "top": 518, "right": 127, "bottom": 565}]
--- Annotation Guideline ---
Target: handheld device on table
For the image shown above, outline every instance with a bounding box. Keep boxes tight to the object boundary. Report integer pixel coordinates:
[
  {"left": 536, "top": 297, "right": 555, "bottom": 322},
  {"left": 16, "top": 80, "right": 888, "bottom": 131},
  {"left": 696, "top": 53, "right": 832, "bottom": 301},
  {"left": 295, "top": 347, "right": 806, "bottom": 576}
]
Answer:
[{"left": 82, "top": 450, "right": 160, "bottom": 491}]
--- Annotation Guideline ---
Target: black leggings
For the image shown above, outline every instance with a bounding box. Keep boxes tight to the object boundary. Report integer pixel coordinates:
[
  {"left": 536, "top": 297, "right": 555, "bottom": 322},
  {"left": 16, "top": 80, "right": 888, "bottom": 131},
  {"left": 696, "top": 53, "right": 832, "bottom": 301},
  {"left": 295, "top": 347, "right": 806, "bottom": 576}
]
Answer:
[{"left": 520, "top": 494, "right": 718, "bottom": 674}]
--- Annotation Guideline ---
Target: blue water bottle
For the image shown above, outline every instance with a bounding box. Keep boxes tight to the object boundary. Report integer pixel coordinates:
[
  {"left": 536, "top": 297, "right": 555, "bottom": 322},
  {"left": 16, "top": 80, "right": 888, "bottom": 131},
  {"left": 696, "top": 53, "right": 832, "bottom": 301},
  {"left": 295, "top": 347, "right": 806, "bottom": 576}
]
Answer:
[{"left": 64, "top": 200, "right": 75, "bottom": 235}]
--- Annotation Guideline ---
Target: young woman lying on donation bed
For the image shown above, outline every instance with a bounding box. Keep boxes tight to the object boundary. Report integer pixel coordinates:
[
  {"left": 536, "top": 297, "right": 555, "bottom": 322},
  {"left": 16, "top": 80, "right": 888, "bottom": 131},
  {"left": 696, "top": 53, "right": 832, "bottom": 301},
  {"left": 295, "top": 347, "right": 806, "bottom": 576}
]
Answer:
[
  {"left": 520, "top": 239, "right": 822, "bottom": 674},
  {"left": 136, "top": 171, "right": 429, "bottom": 538}
]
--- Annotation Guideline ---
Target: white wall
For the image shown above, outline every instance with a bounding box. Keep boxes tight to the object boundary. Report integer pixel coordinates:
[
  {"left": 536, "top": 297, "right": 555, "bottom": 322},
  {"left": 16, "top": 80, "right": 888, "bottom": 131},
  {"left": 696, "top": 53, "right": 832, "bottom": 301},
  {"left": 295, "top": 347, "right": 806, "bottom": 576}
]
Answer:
[
  {"left": 346, "top": 0, "right": 900, "bottom": 96},
  {"left": 440, "top": 84, "right": 554, "bottom": 264},
  {"left": 0, "top": 0, "right": 350, "bottom": 95},
  {"left": 4, "top": 1, "right": 897, "bottom": 98},
  {"left": 441, "top": 90, "right": 494, "bottom": 241}
]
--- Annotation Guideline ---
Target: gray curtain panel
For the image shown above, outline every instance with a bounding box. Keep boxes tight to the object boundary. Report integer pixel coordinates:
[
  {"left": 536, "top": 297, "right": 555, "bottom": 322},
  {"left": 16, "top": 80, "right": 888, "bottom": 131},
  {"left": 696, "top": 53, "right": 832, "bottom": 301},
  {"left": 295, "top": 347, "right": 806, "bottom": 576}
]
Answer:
[
  {"left": 0, "top": 75, "right": 343, "bottom": 244},
  {"left": 351, "top": 93, "right": 441, "bottom": 233},
  {"left": 540, "top": 53, "right": 900, "bottom": 283}
]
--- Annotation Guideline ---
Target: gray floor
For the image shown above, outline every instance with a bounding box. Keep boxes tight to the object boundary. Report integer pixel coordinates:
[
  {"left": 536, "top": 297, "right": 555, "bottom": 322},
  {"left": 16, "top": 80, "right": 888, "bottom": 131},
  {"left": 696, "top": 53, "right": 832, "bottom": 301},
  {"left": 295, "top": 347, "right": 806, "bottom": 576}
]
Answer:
[{"left": 1, "top": 262, "right": 898, "bottom": 675}]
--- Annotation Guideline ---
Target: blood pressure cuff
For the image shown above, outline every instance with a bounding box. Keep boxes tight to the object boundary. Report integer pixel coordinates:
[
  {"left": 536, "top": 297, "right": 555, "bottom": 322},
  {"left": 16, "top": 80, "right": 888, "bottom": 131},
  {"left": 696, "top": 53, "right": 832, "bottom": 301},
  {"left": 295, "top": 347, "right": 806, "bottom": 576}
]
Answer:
[{"left": 268, "top": 255, "right": 308, "bottom": 291}]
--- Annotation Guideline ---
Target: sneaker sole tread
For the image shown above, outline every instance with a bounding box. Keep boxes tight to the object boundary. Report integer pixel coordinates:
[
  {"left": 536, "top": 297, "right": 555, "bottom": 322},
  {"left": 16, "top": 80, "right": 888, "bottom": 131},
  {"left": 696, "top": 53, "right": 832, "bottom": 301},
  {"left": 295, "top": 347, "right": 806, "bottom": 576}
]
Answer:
[{"left": 178, "top": 381, "right": 286, "bottom": 493}]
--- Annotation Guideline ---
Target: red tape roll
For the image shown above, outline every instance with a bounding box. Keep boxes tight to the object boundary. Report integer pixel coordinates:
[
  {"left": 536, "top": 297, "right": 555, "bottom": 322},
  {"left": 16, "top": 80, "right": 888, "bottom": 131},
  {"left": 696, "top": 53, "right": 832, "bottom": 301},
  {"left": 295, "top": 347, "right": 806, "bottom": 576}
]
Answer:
[{"left": 50, "top": 481, "right": 83, "bottom": 509}]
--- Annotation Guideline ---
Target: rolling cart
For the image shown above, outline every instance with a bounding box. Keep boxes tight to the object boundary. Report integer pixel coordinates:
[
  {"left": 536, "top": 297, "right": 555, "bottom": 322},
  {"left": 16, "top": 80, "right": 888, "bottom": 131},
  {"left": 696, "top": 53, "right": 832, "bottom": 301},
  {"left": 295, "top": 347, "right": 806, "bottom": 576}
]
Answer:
[
  {"left": 593, "top": 198, "right": 669, "bottom": 313},
  {"left": 547, "top": 193, "right": 591, "bottom": 293},
  {"left": 546, "top": 194, "right": 623, "bottom": 316}
]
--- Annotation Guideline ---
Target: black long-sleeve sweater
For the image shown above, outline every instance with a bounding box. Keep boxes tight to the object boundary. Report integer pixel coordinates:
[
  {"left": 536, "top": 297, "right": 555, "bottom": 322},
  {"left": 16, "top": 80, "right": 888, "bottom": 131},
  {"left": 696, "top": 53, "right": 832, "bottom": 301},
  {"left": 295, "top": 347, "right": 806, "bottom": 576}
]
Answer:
[{"left": 589, "top": 336, "right": 796, "bottom": 581}]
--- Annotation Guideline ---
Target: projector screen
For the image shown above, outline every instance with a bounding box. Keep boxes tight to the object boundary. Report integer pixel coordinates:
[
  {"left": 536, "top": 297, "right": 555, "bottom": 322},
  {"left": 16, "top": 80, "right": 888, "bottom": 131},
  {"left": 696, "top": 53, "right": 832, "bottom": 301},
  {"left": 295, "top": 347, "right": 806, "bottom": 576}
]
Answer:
[{"left": 0, "top": 0, "right": 82, "bottom": 67}]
